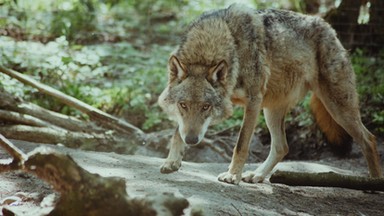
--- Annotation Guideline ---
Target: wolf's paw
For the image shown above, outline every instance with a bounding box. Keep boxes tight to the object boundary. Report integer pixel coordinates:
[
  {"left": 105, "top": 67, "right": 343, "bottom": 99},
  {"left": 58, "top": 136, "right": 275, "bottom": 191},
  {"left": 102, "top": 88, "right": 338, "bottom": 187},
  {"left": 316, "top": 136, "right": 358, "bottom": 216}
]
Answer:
[
  {"left": 160, "top": 160, "right": 181, "bottom": 174},
  {"left": 241, "top": 171, "right": 265, "bottom": 183},
  {"left": 218, "top": 172, "right": 241, "bottom": 185}
]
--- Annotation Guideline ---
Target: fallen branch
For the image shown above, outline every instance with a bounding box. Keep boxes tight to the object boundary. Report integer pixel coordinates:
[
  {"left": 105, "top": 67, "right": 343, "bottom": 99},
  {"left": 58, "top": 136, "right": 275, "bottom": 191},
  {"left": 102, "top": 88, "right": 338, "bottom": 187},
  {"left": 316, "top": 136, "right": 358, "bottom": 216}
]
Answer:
[
  {"left": 0, "top": 109, "right": 62, "bottom": 129},
  {"left": 0, "top": 125, "right": 130, "bottom": 152},
  {"left": 202, "top": 138, "right": 232, "bottom": 161},
  {"left": 0, "top": 135, "right": 189, "bottom": 216},
  {"left": 0, "top": 134, "right": 27, "bottom": 172},
  {"left": 0, "top": 134, "right": 27, "bottom": 162},
  {"left": 0, "top": 91, "right": 101, "bottom": 133},
  {"left": 270, "top": 170, "right": 384, "bottom": 191},
  {"left": 0, "top": 65, "right": 144, "bottom": 135}
]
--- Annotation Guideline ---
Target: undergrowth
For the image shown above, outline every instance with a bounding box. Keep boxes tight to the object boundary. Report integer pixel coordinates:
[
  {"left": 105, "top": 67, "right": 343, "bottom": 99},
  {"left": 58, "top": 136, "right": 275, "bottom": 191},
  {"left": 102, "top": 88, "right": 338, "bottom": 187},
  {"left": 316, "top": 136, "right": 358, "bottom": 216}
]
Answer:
[{"left": 0, "top": 0, "right": 383, "bottom": 136}]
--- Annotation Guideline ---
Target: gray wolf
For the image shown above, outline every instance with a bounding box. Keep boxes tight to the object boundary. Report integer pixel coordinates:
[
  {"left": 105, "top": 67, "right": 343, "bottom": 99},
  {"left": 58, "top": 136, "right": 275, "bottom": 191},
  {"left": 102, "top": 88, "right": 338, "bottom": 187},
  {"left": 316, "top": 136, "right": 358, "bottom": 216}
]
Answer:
[{"left": 158, "top": 4, "right": 382, "bottom": 184}]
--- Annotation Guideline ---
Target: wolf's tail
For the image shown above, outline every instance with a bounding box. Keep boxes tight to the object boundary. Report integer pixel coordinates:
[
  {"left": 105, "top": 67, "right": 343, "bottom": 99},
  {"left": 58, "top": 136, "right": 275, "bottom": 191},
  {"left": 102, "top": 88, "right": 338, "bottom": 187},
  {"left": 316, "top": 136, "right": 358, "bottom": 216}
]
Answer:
[{"left": 310, "top": 94, "right": 352, "bottom": 156}]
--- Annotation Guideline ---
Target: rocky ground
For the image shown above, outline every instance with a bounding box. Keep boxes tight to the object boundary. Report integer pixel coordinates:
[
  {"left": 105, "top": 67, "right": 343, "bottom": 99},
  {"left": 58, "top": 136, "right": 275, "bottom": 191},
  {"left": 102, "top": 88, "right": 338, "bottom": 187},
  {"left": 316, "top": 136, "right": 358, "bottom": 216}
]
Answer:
[{"left": 1, "top": 139, "right": 384, "bottom": 215}]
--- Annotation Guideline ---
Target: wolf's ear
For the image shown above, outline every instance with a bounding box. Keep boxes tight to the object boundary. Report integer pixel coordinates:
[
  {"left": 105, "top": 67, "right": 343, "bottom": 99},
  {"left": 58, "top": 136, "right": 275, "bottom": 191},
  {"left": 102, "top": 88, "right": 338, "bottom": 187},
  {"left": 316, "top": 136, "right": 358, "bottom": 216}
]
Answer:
[
  {"left": 168, "top": 55, "right": 187, "bottom": 82},
  {"left": 208, "top": 60, "right": 228, "bottom": 84}
]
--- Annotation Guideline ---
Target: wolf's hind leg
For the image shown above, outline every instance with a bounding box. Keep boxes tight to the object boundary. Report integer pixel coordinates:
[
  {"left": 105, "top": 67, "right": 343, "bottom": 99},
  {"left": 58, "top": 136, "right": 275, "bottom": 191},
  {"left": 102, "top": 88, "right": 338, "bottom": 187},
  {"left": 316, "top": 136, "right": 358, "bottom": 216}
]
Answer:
[
  {"left": 160, "top": 127, "right": 186, "bottom": 174},
  {"left": 242, "top": 107, "right": 288, "bottom": 183},
  {"left": 315, "top": 90, "right": 382, "bottom": 177}
]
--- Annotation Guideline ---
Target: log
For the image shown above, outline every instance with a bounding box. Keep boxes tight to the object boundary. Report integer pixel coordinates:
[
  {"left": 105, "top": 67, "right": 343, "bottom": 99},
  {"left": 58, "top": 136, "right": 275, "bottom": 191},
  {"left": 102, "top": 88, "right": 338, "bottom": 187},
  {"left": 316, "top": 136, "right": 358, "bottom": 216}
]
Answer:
[
  {"left": 270, "top": 170, "right": 384, "bottom": 191},
  {"left": 0, "top": 125, "right": 133, "bottom": 152},
  {"left": 0, "top": 66, "right": 144, "bottom": 135}
]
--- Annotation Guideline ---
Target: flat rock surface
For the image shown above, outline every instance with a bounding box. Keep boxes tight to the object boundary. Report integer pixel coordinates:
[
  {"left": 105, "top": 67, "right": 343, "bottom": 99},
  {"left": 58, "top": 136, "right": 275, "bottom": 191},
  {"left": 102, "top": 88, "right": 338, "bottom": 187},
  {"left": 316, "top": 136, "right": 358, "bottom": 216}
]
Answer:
[{"left": 1, "top": 141, "right": 384, "bottom": 215}]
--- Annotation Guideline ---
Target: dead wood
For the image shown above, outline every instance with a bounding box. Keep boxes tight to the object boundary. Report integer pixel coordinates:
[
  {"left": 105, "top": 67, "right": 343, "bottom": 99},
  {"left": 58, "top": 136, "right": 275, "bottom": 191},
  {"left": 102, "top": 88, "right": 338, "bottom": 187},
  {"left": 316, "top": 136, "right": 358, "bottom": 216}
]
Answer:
[
  {"left": 0, "top": 65, "right": 234, "bottom": 164},
  {"left": 270, "top": 170, "right": 384, "bottom": 191},
  {"left": 0, "top": 90, "right": 100, "bottom": 133},
  {"left": 0, "top": 125, "right": 96, "bottom": 146},
  {"left": 0, "top": 109, "right": 62, "bottom": 129},
  {"left": 0, "top": 134, "right": 27, "bottom": 172},
  {"left": 202, "top": 138, "right": 232, "bottom": 161},
  {"left": 0, "top": 125, "right": 131, "bottom": 152},
  {"left": 0, "top": 66, "right": 144, "bottom": 135},
  {"left": 0, "top": 135, "right": 189, "bottom": 216}
]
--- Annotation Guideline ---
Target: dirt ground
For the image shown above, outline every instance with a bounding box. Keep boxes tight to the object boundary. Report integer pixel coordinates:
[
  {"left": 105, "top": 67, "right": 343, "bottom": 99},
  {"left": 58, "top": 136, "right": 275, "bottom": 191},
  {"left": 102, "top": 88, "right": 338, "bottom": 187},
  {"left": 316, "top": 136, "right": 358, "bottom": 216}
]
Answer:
[{"left": 1, "top": 140, "right": 384, "bottom": 216}]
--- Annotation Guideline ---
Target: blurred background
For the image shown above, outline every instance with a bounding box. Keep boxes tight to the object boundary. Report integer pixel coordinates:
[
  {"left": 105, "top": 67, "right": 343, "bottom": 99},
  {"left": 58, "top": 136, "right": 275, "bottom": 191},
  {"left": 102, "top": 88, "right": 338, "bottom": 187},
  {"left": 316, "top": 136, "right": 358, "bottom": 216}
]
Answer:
[{"left": 0, "top": 0, "right": 383, "bottom": 160}]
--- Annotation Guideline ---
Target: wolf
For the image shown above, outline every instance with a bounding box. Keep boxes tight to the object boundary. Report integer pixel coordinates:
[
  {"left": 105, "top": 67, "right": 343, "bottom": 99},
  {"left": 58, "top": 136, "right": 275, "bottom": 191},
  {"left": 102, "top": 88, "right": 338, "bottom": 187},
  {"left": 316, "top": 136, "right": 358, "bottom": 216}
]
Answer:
[{"left": 158, "top": 4, "right": 382, "bottom": 184}]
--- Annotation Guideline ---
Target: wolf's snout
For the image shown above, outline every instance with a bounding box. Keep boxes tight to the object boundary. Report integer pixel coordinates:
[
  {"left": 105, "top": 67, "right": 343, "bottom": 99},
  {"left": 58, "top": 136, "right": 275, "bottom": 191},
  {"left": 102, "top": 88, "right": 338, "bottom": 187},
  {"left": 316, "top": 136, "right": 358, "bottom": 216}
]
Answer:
[{"left": 185, "top": 135, "right": 199, "bottom": 145}]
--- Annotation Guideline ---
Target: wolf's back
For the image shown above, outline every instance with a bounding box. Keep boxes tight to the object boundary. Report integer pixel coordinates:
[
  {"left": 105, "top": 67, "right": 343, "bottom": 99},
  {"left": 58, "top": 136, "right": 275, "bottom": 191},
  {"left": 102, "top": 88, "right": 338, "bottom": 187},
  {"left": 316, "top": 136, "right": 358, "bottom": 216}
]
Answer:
[{"left": 176, "top": 9, "right": 235, "bottom": 67}]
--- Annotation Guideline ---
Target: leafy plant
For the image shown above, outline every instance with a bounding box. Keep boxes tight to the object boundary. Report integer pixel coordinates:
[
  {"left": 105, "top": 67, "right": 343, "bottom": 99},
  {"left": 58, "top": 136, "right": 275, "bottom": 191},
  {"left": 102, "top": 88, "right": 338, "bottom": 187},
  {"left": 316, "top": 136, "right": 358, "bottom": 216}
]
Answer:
[
  {"left": 50, "top": 0, "right": 97, "bottom": 41},
  {"left": 351, "top": 49, "right": 384, "bottom": 133}
]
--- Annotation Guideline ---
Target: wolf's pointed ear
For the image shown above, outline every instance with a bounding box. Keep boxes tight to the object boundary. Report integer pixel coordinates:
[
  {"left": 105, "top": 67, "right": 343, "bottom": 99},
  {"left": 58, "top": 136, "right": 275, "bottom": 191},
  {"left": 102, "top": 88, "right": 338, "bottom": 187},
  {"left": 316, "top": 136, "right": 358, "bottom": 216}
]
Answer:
[
  {"left": 209, "top": 60, "right": 228, "bottom": 84},
  {"left": 169, "top": 55, "right": 187, "bottom": 82}
]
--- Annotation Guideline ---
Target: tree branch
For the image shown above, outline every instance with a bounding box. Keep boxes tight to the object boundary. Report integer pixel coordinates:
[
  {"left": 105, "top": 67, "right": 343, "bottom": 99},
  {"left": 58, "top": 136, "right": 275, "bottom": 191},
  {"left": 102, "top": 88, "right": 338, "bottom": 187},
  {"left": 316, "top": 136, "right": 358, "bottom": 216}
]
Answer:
[
  {"left": 202, "top": 138, "right": 232, "bottom": 161},
  {"left": 0, "top": 65, "right": 144, "bottom": 135},
  {"left": 0, "top": 109, "right": 63, "bottom": 130},
  {"left": 0, "top": 133, "right": 27, "bottom": 171},
  {"left": 0, "top": 90, "right": 101, "bottom": 133},
  {"left": 270, "top": 170, "right": 384, "bottom": 191},
  {"left": 0, "top": 125, "right": 128, "bottom": 151}
]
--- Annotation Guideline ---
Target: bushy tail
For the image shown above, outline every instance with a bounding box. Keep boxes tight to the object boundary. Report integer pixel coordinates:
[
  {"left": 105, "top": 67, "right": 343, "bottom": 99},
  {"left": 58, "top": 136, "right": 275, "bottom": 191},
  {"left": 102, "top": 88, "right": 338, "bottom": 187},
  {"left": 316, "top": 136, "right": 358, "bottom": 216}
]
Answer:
[{"left": 310, "top": 94, "right": 352, "bottom": 156}]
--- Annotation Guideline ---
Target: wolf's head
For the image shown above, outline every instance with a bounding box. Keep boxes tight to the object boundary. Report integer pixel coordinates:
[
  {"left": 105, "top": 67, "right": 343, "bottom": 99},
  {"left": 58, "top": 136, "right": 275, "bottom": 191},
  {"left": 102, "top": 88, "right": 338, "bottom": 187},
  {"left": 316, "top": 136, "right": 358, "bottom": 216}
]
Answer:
[{"left": 158, "top": 56, "right": 233, "bottom": 145}]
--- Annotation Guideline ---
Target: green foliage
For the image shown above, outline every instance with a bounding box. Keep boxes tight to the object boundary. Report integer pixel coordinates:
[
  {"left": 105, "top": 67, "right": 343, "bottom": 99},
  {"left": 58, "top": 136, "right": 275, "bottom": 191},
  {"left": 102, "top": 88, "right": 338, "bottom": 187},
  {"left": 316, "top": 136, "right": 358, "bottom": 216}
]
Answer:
[
  {"left": 0, "top": 34, "right": 174, "bottom": 130},
  {"left": 50, "top": 0, "right": 97, "bottom": 41},
  {"left": 0, "top": 0, "right": 97, "bottom": 40},
  {"left": 351, "top": 49, "right": 384, "bottom": 133},
  {"left": 212, "top": 106, "right": 243, "bottom": 131},
  {"left": 0, "top": 0, "right": 206, "bottom": 132},
  {"left": 1, "top": 0, "right": 382, "bottom": 135}
]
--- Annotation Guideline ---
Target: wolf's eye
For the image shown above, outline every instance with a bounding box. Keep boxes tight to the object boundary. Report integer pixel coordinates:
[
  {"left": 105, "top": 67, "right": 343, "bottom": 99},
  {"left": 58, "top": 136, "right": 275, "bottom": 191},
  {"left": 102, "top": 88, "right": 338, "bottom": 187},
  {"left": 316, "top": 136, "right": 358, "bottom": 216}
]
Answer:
[
  {"left": 202, "top": 104, "right": 211, "bottom": 111},
  {"left": 179, "top": 102, "right": 187, "bottom": 109}
]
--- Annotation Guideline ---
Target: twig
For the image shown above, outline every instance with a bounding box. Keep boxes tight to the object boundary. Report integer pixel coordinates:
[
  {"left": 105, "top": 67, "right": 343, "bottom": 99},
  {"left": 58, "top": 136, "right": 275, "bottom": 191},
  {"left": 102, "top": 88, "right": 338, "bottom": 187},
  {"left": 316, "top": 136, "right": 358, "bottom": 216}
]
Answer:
[
  {"left": 208, "top": 125, "right": 240, "bottom": 136},
  {"left": 0, "top": 133, "right": 27, "bottom": 161},
  {"left": 202, "top": 138, "right": 232, "bottom": 161},
  {"left": 231, "top": 203, "right": 242, "bottom": 216}
]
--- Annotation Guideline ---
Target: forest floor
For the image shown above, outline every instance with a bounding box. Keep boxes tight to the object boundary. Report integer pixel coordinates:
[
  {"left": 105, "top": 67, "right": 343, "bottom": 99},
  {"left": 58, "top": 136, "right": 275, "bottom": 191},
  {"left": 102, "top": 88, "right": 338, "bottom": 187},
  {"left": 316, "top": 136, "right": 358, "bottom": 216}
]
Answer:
[{"left": 1, "top": 139, "right": 384, "bottom": 216}]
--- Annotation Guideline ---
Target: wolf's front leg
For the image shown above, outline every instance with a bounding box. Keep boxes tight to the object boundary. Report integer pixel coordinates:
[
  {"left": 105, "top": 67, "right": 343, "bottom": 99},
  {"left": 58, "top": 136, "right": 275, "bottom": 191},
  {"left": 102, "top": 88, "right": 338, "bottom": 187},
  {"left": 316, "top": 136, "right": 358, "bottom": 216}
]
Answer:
[
  {"left": 160, "top": 127, "right": 186, "bottom": 173},
  {"left": 218, "top": 101, "right": 260, "bottom": 184},
  {"left": 242, "top": 107, "right": 288, "bottom": 183}
]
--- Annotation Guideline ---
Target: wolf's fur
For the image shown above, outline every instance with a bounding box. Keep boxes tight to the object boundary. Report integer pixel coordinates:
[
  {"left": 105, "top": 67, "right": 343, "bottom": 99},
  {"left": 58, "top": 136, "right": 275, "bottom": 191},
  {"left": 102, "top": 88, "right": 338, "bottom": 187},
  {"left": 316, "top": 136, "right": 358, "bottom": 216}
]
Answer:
[{"left": 158, "top": 4, "right": 382, "bottom": 184}]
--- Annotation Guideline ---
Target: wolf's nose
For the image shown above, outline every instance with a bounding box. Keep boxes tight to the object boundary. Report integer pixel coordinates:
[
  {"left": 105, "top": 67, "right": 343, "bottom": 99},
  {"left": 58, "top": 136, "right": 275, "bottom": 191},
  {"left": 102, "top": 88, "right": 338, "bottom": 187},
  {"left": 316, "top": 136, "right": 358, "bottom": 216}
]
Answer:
[{"left": 185, "top": 135, "right": 199, "bottom": 145}]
